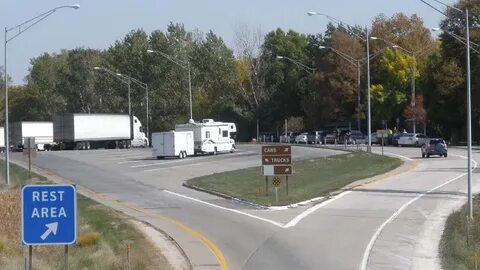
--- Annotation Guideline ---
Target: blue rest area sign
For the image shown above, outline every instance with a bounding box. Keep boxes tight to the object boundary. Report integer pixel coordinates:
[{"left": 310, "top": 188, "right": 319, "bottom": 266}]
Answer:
[{"left": 21, "top": 184, "right": 77, "bottom": 245}]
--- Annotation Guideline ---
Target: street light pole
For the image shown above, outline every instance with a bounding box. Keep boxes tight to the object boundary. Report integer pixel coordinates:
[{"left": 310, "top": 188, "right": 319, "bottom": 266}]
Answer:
[
  {"left": 146, "top": 84, "right": 149, "bottom": 144},
  {"left": 306, "top": 12, "right": 372, "bottom": 152},
  {"left": 127, "top": 77, "right": 131, "bottom": 117},
  {"left": 4, "top": 27, "right": 8, "bottom": 185},
  {"left": 3, "top": 4, "right": 79, "bottom": 185},
  {"left": 147, "top": 50, "right": 193, "bottom": 121},
  {"left": 412, "top": 57, "right": 416, "bottom": 134},
  {"left": 419, "top": 0, "right": 472, "bottom": 220},
  {"left": 188, "top": 61, "right": 192, "bottom": 120},
  {"left": 366, "top": 27, "right": 372, "bottom": 152},
  {"left": 466, "top": 7, "right": 473, "bottom": 220},
  {"left": 357, "top": 60, "right": 361, "bottom": 131}
]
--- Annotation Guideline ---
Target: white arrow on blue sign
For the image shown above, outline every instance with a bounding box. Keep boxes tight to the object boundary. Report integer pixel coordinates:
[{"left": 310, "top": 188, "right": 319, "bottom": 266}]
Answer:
[{"left": 21, "top": 184, "right": 77, "bottom": 245}]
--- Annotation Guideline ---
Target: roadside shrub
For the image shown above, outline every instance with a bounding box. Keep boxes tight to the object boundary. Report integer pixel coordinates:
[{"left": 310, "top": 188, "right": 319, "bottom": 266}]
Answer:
[{"left": 77, "top": 232, "right": 101, "bottom": 247}]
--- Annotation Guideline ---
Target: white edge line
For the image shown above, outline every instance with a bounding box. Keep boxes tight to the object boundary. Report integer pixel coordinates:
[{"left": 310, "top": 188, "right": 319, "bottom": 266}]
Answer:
[
  {"left": 283, "top": 191, "right": 352, "bottom": 228},
  {"left": 164, "top": 190, "right": 285, "bottom": 228},
  {"left": 360, "top": 155, "right": 477, "bottom": 270},
  {"left": 382, "top": 151, "right": 413, "bottom": 161}
]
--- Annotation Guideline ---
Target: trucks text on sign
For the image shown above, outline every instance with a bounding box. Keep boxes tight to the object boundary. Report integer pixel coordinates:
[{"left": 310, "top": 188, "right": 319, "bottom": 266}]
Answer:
[
  {"left": 262, "top": 155, "right": 291, "bottom": 165},
  {"left": 21, "top": 184, "right": 77, "bottom": 245}
]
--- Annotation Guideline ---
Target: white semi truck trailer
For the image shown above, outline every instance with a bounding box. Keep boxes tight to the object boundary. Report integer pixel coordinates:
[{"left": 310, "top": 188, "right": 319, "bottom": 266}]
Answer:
[
  {"left": 10, "top": 121, "right": 55, "bottom": 151},
  {"left": 54, "top": 113, "right": 148, "bottom": 150}
]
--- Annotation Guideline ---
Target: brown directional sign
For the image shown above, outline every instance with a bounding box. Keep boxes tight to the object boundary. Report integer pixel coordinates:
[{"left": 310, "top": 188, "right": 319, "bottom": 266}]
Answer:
[
  {"left": 262, "top": 155, "right": 291, "bottom": 165},
  {"left": 262, "top": 145, "right": 291, "bottom": 156},
  {"left": 274, "top": 165, "right": 292, "bottom": 175}
]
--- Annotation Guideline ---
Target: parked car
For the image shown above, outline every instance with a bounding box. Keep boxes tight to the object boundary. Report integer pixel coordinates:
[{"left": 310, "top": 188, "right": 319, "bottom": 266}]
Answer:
[
  {"left": 324, "top": 130, "right": 337, "bottom": 144},
  {"left": 392, "top": 133, "right": 404, "bottom": 146},
  {"left": 370, "top": 132, "right": 379, "bottom": 144},
  {"left": 350, "top": 130, "right": 367, "bottom": 144},
  {"left": 306, "top": 131, "right": 322, "bottom": 144},
  {"left": 338, "top": 130, "right": 351, "bottom": 144},
  {"left": 294, "top": 133, "right": 308, "bottom": 144},
  {"left": 421, "top": 138, "right": 448, "bottom": 158},
  {"left": 397, "top": 133, "right": 428, "bottom": 147}
]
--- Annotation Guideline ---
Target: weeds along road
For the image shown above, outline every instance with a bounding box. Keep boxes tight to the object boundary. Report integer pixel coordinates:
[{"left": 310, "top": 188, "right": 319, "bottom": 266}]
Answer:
[{"left": 11, "top": 145, "right": 480, "bottom": 270}]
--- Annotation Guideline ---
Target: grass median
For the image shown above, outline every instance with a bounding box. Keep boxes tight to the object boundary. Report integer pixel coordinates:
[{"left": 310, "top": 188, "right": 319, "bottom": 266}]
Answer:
[
  {"left": 441, "top": 196, "right": 480, "bottom": 269},
  {"left": 187, "top": 152, "right": 402, "bottom": 206},
  {"left": 0, "top": 160, "right": 171, "bottom": 269}
]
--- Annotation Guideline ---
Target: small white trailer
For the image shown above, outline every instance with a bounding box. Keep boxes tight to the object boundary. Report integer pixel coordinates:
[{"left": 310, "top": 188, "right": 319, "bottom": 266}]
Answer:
[
  {"left": 152, "top": 131, "right": 194, "bottom": 159},
  {"left": 10, "top": 122, "right": 54, "bottom": 151},
  {"left": 175, "top": 119, "right": 236, "bottom": 155}
]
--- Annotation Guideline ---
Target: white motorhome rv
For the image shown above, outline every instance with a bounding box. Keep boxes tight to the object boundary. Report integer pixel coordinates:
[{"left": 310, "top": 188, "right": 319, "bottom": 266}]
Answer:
[
  {"left": 175, "top": 119, "right": 236, "bottom": 155},
  {"left": 152, "top": 131, "right": 194, "bottom": 159}
]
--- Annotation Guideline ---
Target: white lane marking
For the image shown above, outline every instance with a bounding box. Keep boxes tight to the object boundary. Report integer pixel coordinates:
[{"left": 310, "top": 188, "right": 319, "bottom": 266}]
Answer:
[
  {"left": 164, "top": 190, "right": 285, "bottom": 228},
  {"left": 117, "top": 160, "right": 141, "bottom": 164},
  {"left": 131, "top": 151, "right": 255, "bottom": 168},
  {"left": 379, "top": 151, "right": 413, "bottom": 161},
  {"left": 360, "top": 155, "right": 477, "bottom": 270},
  {"left": 143, "top": 155, "right": 258, "bottom": 172},
  {"left": 107, "top": 154, "right": 151, "bottom": 161},
  {"left": 144, "top": 163, "right": 205, "bottom": 172},
  {"left": 132, "top": 158, "right": 201, "bottom": 168},
  {"left": 283, "top": 191, "right": 352, "bottom": 228}
]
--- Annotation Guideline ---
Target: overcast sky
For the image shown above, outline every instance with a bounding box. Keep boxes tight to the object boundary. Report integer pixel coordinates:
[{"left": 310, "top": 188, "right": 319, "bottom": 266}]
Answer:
[{"left": 1, "top": 0, "right": 456, "bottom": 85}]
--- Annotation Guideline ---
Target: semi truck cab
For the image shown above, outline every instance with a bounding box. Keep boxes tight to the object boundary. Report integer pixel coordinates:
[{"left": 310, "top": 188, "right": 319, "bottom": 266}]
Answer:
[{"left": 131, "top": 116, "right": 149, "bottom": 147}]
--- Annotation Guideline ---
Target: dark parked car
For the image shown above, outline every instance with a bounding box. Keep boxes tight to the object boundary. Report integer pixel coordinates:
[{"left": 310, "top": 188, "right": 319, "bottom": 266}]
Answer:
[
  {"left": 421, "top": 138, "right": 448, "bottom": 158},
  {"left": 350, "top": 130, "right": 367, "bottom": 144},
  {"left": 306, "top": 131, "right": 322, "bottom": 144},
  {"left": 324, "top": 130, "right": 337, "bottom": 144},
  {"left": 392, "top": 133, "right": 404, "bottom": 146}
]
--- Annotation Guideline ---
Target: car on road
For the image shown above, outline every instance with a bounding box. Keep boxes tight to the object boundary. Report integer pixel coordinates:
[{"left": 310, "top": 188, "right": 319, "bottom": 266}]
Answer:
[
  {"left": 294, "top": 133, "right": 308, "bottom": 144},
  {"left": 397, "top": 133, "right": 428, "bottom": 147},
  {"left": 421, "top": 138, "right": 448, "bottom": 158}
]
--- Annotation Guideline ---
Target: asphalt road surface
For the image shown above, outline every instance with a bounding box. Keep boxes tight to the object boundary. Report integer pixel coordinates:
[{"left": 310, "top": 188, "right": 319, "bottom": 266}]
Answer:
[{"left": 11, "top": 144, "right": 480, "bottom": 270}]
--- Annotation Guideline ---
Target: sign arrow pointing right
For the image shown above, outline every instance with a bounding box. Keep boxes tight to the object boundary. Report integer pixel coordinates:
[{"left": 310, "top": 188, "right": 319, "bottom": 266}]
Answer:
[{"left": 40, "top": 222, "right": 58, "bottom": 240}]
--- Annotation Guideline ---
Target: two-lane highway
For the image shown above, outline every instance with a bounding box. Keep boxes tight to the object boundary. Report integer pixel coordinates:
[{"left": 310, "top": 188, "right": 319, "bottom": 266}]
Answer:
[{"left": 11, "top": 145, "right": 479, "bottom": 269}]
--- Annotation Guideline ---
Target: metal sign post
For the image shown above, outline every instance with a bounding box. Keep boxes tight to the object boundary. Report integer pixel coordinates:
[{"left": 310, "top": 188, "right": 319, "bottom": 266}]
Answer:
[
  {"left": 23, "top": 137, "right": 36, "bottom": 175},
  {"left": 272, "top": 176, "right": 281, "bottom": 204},
  {"left": 286, "top": 176, "right": 289, "bottom": 196},
  {"left": 261, "top": 145, "right": 293, "bottom": 200},
  {"left": 265, "top": 176, "right": 268, "bottom": 196}
]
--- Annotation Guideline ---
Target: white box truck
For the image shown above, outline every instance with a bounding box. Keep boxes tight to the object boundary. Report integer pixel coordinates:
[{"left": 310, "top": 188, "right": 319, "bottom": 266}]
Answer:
[
  {"left": 175, "top": 119, "right": 236, "bottom": 155},
  {"left": 54, "top": 113, "right": 148, "bottom": 150},
  {"left": 152, "top": 131, "right": 194, "bottom": 159},
  {"left": 10, "top": 122, "right": 55, "bottom": 151},
  {"left": 0, "top": 127, "right": 5, "bottom": 151}
]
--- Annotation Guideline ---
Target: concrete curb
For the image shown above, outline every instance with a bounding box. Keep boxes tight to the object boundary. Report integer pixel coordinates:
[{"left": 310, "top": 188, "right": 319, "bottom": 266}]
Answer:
[
  {"left": 183, "top": 182, "right": 268, "bottom": 210},
  {"left": 183, "top": 149, "right": 412, "bottom": 210},
  {"left": 8, "top": 158, "right": 211, "bottom": 270}
]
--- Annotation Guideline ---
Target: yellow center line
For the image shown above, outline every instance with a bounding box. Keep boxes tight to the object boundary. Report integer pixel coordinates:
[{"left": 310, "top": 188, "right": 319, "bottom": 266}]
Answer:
[
  {"left": 79, "top": 185, "right": 229, "bottom": 270},
  {"left": 23, "top": 165, "right": 229, "bottom": 270}
]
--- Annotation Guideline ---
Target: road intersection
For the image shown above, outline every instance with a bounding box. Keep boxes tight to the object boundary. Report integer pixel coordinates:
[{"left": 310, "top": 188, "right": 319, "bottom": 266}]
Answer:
[{"left": 11, "top": 145, "right": 479, "bottom": 270}]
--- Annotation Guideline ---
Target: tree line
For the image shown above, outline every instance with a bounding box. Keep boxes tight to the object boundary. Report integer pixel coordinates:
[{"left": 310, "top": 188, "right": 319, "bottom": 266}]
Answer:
[{"left": 2, "top": 0, "right": 480, "bottom": 143}]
